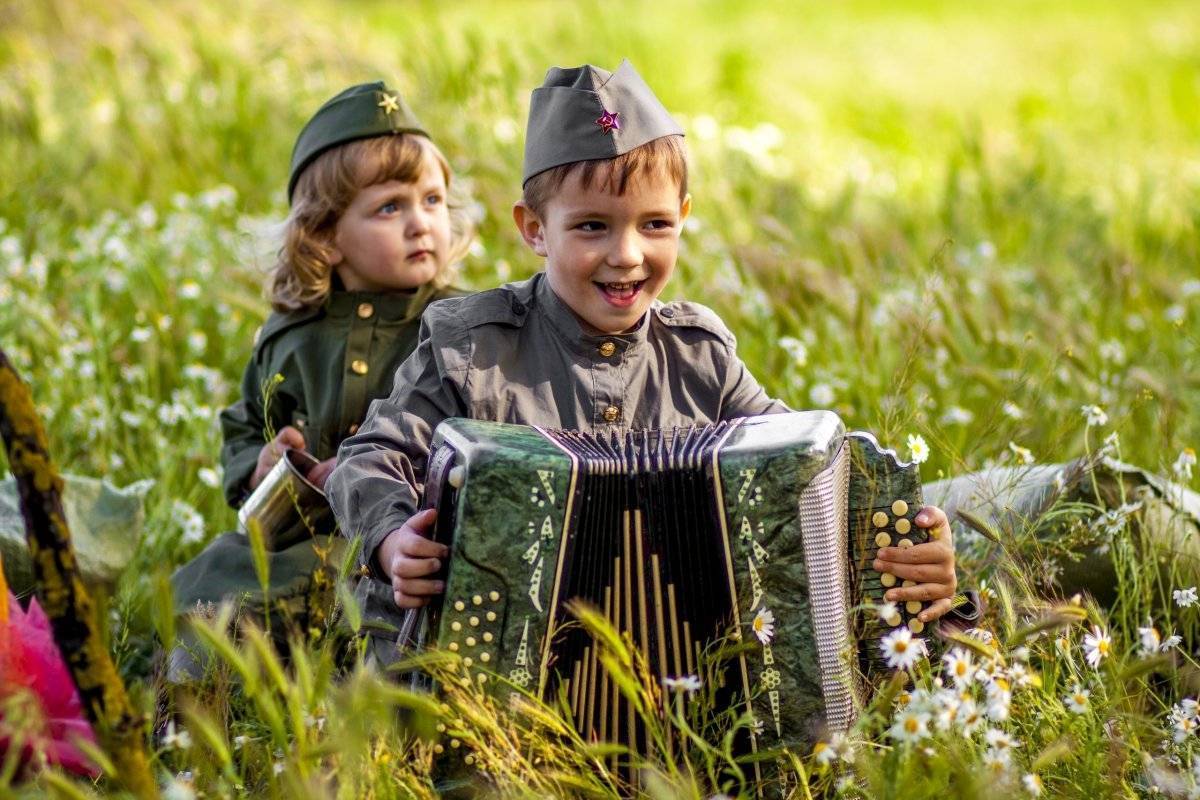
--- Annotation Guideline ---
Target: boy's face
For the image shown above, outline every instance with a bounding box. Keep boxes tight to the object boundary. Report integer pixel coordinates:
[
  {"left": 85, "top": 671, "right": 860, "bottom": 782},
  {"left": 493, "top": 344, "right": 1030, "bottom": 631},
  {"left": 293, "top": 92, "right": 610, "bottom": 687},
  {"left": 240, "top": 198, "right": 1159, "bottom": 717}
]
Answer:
[
  {"left": 331, "top": 151, "right": 451, "bottom": 292},
  {"left": 514, "top": 169, "right": 691, "bottom": 334}
]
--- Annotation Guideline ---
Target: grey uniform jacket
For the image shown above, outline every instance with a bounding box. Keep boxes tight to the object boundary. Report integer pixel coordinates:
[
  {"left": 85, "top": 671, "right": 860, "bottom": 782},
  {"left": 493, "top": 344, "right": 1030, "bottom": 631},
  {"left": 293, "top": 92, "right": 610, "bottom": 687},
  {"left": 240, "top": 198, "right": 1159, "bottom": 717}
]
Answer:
[{"left": 326, "top": 272, "right": 788, "bottom": 639}]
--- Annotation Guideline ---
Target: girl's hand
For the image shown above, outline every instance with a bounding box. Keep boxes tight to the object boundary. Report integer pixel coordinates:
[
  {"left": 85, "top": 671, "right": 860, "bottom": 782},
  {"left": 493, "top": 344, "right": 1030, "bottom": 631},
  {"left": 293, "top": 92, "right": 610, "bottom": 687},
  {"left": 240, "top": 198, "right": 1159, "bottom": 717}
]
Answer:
[
  {"left": 872, "top": 505, "right": 957, "bottom": 623},
  {"left": 249, "top": 426, "right": 306, "bottom": 489},
  {"left": 376, "top": 509, "right": 447, "bottom": 608}
]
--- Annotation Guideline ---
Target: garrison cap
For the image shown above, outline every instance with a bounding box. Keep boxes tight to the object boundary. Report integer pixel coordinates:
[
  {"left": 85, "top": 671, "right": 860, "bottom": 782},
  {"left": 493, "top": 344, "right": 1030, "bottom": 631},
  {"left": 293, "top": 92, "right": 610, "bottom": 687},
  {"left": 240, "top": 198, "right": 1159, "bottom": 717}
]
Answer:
[
  {"left": 288, "top": 81, "right": 427, "bottom": 203},
  {"left": 522, "top": 59, "right": 684, "bottom": 185}
]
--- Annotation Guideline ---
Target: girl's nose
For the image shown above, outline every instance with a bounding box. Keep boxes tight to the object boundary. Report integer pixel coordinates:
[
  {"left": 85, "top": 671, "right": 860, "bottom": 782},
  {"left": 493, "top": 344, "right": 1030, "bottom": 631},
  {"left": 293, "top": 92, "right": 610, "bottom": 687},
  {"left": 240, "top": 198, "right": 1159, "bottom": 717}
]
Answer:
[{"left": 407, "top": 209, "right": 433, "bottom": 237}]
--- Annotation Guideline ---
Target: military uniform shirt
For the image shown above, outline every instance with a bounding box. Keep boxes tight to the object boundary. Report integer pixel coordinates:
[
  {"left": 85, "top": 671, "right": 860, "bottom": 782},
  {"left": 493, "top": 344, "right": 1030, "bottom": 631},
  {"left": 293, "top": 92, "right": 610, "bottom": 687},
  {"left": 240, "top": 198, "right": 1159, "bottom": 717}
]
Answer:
[
  {"left": 219, "top": 287, "right": 459, "bottom": 508},
  {"left": 327, "top": 272, "right": 789, "bottom": 589}
]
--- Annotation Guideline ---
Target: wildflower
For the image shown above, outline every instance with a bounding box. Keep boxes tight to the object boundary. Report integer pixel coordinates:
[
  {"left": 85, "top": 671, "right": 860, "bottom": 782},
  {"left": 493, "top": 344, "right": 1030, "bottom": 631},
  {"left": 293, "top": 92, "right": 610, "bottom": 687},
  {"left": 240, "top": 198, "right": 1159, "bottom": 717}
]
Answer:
[
  {"left": 198, "top": 467, "right": 221, "bottom": 488},
  {"left": 1081, "top": 404, "right": 1108, "bottom": 427},
  {"left": 163, "top": 778, "right": 197, "bottom": 800},
  {"left": 662, "top": 675, "right": 702, "bottom": 694},
  {"left": 982, "top": 749, "right": 1010, "bottom": 777},
  {"left": 906, "top": 434, "right": 929, "bottom": 464},
  {"left": 187, "top": 331, "right": 208, "bottom": 353},
  {"left": 779, "top": 336, "right": 808, "bottom": 367},
  {"left": 888, "top": 709, "right": 931, "bottom": 743},
  {"left": 876, "top": 600, "right": 901, "bottom": 625},
  {"left": 986, "top": 692, "right": 1011, "bottom": 722},
  {"left": 1064, "top": 684, "right": 1090, "bottom": 714},
  {"left": 1008, "top": 441, "right": 1035, "bottom": 465},
  {"left": 941, "top": 648, "right": 975, "bottom": 687},
  {"left": 273, "top": 760, "right": 285, "bottom": 776},
  {"left": 1175, "top": 448, "right": 1197, "bottom": 482},
  {"left": 985, "top": 728, "right": 1019, "bottom": 754},
  {"left": 1012, "top": 645, "right": 1030, "bottom": 662},
  {"left": 809, "top": 383, "right": 835, "bottom": 406},
  {"left": 1007, "top": 662, "right": 1034, "bottom": 689},
  {"left": 130, "top": 326, "right": 153, "bottom": 343},
  {"left": 1082, "top": 625, "right": 1111, "bottom": 668},
  {"left": 939, "top": 406, "right": 974, "bottom": 426},
  {"left": 751, "top": 607, "right": 775, "bottom": 645},
  {"left": 957, "top": 699, "right": 985, "bottom": 736},
  {"left": 1023, "top": 773, "right": 1044, "bottom": 796},
  {"left": 880, "top": 627, "right": 926, "bottom": 671},
  {"left": 1002, "top": 401, "right": 1024, "bottom": 419},
  {"left": 814, "top": 731, "right": 855, "bottom": 766},
  {"left": 1174, "top": 715, "right": 1198, "bottom": 743},
  {"left": 1099, "top": 430, "right": 1120, "bottom": 457},
  {"left": 161, "top": 720, "right": 192, "bottom": 751},
  {"left": 1175, "top": 587, "right": 1199, "bottom": 608},
  {"left": 1138, "top": 625, "right": 1176, "bottom": 654},
  {"left": 233, "top": 735, "right": 248, "bottom": 749}
]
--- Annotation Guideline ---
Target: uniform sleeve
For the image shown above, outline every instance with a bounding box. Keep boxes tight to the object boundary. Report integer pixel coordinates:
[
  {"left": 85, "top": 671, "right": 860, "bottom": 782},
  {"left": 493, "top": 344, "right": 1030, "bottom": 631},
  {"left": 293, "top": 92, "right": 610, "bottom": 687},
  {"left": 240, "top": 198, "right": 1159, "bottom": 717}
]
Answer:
[
  {"left": 325, "top": 308, "right": 469, "bottom": 577},
  {"left": 720, "top": 345, "right": 792, "bottom": 419},
  {"left": 218, "top": 356, "right": 270, "bottom": 509}
]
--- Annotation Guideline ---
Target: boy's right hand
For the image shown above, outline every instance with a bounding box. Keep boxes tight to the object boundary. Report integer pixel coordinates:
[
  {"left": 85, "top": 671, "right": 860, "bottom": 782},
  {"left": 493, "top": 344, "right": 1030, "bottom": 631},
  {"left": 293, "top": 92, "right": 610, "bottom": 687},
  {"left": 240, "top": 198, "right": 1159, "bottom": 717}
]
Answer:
[
  {"left": 249, "top": 426, "right": 306, "bottom": 489},
  {"left": 377, "top": 509, "right": 447, "bottom": 608}
]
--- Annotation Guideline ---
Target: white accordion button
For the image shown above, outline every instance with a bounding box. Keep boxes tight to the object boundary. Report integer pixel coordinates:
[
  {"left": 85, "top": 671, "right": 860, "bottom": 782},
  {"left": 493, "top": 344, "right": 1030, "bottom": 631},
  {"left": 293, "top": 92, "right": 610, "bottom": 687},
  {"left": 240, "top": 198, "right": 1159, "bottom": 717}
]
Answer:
[
  {"left": 908, "top": 618, "right": 925, "bottom": 633},
  {"left": 898, "top": 538, "right": 914, "bottom": 549},
  {"left": 906, "top": 600, "right": 923, "bottom": 614},
  {"left": 881, "top": 572, "right": 897, "bottom": 587},
  {"left": 892, "top": 499, "right": 909, "bottom": 516},
  {"left": 895, "top": 518, "right": 912, "bottom": 535},
  {"left": 875, "top": 532, "right": 892, "bottom": 548},
  {"left": 872, "top": 511, "right": 889, "bottom": 528}
]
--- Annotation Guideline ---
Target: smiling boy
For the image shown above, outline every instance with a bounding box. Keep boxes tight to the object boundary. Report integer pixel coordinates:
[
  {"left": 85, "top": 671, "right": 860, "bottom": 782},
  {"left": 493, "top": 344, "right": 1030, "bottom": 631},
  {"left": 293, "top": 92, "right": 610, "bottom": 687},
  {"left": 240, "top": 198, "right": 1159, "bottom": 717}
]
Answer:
[{"left": 326, "top": 61, "right": 957, "bottom": 662}]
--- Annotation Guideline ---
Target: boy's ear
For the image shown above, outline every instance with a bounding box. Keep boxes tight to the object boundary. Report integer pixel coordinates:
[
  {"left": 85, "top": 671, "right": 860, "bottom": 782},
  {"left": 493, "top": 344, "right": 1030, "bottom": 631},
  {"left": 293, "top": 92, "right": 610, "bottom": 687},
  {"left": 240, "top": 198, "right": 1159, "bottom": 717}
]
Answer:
[
  {"left": 512, "top": 201, "right": 548, "bottom": 258},
  {"left": 680, "top": 193, "right": 692, "bottom": 224}
]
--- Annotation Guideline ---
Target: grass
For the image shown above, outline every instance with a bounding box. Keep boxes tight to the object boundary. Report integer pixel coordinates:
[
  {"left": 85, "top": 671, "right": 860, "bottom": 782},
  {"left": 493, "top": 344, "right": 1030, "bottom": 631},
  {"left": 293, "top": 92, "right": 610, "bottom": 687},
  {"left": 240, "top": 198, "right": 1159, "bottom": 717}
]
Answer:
[{"left": 1, "top": 0, "right": 1199, "bottom": 796}]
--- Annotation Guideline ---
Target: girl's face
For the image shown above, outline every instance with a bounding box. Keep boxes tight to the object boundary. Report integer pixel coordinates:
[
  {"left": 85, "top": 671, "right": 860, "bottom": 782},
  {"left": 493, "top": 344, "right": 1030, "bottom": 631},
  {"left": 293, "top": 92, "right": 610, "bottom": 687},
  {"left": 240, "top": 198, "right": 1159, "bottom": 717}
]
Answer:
[{"left": 330, "top": 152, "right": 452, "bottom": 292}]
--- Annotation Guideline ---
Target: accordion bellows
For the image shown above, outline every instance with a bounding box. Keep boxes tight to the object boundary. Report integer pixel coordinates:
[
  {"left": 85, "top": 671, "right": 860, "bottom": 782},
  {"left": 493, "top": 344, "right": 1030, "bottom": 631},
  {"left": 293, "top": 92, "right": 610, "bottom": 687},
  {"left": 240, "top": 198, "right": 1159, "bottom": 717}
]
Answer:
[{"left": 419, "top": 410, "right": 925, "bottom": 753}]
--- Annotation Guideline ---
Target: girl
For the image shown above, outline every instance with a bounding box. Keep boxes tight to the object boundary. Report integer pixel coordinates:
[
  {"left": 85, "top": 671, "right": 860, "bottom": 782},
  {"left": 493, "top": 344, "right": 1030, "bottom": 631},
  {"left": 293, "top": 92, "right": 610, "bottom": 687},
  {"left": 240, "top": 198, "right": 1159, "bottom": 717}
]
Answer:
[{"left": 168, "top": 81, "right": 474, "bottom": 681}]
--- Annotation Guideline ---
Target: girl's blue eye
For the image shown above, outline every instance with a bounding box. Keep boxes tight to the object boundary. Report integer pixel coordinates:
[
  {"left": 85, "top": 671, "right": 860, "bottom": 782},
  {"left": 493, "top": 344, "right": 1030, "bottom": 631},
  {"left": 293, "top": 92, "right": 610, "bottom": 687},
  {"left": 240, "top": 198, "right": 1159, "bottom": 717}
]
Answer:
[
  {"left": 379, "top": 202, "right": 398, "bottom": 214},
  {"left": 425, "top": 193, "right": 443, "bottom": 206}
]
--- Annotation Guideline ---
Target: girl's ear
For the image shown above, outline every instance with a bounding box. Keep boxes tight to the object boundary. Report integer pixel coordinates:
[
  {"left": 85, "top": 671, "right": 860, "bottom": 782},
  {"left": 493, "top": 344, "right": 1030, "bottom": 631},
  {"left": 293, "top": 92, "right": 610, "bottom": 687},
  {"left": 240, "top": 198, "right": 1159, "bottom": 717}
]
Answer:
[
  {"left": 512, "top": 202, "right": 548, "bottom": 258},
  {"left": 323, "top": 225, "right": 344, "bottom": 266}
]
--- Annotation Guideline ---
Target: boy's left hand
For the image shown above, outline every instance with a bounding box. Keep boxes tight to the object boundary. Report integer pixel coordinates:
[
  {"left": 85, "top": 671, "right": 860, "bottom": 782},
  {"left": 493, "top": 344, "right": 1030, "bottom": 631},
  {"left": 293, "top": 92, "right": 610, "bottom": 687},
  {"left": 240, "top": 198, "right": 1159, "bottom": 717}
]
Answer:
[
  {"left": 872, "top": 505, "right": 957, "bottom": 624},
  {"left": 306, "top": 457, "right": 337, "bottom": 490}
]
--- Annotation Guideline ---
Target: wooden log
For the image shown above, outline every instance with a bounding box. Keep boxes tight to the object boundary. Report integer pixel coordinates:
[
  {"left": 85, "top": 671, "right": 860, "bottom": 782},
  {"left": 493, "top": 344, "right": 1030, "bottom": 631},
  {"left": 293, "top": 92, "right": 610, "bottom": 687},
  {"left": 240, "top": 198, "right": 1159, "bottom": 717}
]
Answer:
[{"left": 0, "top": 348, "right": 157, "bottom": 799}]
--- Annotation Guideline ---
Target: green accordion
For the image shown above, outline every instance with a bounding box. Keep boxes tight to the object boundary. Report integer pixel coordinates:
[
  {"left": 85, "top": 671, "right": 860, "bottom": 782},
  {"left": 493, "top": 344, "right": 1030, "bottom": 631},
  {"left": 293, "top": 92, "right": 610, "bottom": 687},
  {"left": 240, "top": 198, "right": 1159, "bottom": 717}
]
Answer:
[{"left": 418, "top": 410, "right": 929, "bottom": 753}]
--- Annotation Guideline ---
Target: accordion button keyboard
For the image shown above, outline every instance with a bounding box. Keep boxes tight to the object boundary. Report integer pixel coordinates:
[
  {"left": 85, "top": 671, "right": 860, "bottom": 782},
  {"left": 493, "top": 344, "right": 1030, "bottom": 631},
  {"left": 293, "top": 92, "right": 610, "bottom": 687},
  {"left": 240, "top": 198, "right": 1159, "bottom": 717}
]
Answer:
[
  {"left": 895, "top": 517, "right": 912, "bottom": 534},
  {"left": 874, "top": 532, "right": 892, "bottom": 548},
  {"left": 892, "top": 499, "right": 909, "bottom": 516},
  {"left": 872, "top": 511, "right": 889, "bottom": 528}
]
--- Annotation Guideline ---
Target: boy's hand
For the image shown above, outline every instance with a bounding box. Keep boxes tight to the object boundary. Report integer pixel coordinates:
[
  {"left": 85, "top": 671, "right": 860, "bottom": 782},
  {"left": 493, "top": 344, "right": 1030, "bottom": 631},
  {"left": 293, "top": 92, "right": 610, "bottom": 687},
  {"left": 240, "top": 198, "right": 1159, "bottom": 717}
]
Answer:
[
  {"left": 376, "top": 509, "right": 448, "bottom": 608},
  {"left": 249, "top": 426, "right": 306, "bottom": 489},
  {"left": 872, "top": 505, "right": 957, "bottom": 623}
]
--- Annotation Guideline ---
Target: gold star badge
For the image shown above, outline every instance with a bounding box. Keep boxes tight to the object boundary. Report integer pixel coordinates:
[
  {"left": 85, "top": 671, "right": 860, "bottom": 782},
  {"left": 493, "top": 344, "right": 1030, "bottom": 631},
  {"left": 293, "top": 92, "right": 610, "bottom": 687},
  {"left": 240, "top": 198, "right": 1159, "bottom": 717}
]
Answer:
[{"left": 378, "top": 93, "right": 400, "bottom": 115}]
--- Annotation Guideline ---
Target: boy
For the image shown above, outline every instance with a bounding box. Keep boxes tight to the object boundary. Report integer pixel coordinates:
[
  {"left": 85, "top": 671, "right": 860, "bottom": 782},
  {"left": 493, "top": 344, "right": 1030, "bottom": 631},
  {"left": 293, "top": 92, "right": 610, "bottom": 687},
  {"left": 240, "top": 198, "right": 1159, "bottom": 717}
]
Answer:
[{"left": 326, "top": 61, "right": 957, "bottom": 662}]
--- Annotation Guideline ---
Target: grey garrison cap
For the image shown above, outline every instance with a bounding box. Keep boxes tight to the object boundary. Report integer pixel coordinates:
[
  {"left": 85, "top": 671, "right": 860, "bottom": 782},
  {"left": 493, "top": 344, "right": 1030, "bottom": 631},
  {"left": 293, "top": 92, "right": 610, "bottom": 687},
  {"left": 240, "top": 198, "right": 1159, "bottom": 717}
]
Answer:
[
  {"left": 522, "top": 59, "right": 685, "bottom": 185},
  {"left": 288, "top": 81, "right": 427, "bottom": 203}
]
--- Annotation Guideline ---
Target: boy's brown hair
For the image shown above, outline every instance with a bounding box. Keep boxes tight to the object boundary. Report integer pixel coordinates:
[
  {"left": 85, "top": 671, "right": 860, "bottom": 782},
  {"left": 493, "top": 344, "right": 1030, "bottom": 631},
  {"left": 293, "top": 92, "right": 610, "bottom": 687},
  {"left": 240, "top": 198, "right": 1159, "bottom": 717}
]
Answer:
[
  {"left": 272, "top": 134, "right": 473, "bottom": 312},
  {"left": 521, "top": 135, "right": 688, "bottom": 217}
]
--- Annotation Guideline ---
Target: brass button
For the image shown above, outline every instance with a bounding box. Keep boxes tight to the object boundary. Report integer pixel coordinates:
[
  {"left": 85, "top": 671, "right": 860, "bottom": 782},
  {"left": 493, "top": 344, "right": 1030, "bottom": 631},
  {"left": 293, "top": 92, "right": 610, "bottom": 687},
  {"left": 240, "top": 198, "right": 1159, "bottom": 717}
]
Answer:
[
  {"left": 602, "top": 405, "right": 620, "bottom": 423},
  {"left": 895, "top": 518, "right": 912, "bottom": 534},
  {"left": 880, "top": 572, "right": 897, "bottom": 587},
  {"left": 872, "top": 511, "right": 889, "bottom": 528},
  {"left": 906, "top": 600, "right": 923, "bottom": 615},
  {"left": 598, "top": 341, "right": 616, "bottom": 357},
  {"left": 898, "top": 538, "right": 914, "bottom": 549},
  {"left": 351, "top": 359, "right": 368, "bottom": 375},
  {"left": 357, "top": 302, "right": 374, "bottom": 319},
  {"left": 908, "top": 618, "right": 925, "bottom": 634},
  {"left": 874, "top": 532, "right": 891, "bottom": 548},
  {"left": 347, "top": 423, "right": 359, "bottom": 435},
  {"left": 891, "top": 500, "right": 909, "bottom": 516}
]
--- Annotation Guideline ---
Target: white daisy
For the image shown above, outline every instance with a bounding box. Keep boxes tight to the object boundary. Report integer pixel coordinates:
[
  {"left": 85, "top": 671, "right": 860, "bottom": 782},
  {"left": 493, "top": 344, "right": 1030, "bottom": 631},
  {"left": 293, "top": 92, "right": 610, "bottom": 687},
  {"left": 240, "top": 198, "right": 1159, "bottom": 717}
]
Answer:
[
  {"left": 1081, "top": 404, "right": 1108, "bottom": 427},
  {"left": 1023, "top": 773, "right": 1044, "bottom": 796},
  {"left": 957, "top": 699, "right": 985, "bottom": 737},
  {"left": 1138, "top": 626, "right": 1162, "bottom": 654},
  {"left": 906, "top": 434, "right": 930, "bottom": 464},
  {"left": 876, "top": 600, "right": 900, "bottom": 624},
  {"left": 1064, "top": 684, "right": 1090, "bottom": 714},
  {"left": 1174, "top": 714, "right": 1198, "bottom": 743},
  {"left": 1083, "top": 625, "right": 1112, "bottom": 668},
  {"left": 880, "top": 627, "right": 927, "bottom": 671},
  {"left": 941, "top": 648, "right": 975, "bottom": 688},
  {"left": 752, "top": 607, "right": 776, "bottom": 645},
  {"left": 1174, "top": 587, "right": 1198, "bottom": 608},
  {"left": 1174, "top": 448, "right": 1196, "bottom": 481},
  {"left": 985, "top": 728, "right": 1019, "bottom": 754},
  {"left": 161, "top": 720, "right": 192, "bottom": 750},
  {"left": 662, "top": 675, "right": 702, "bottom": 694},
  {"left": 814, "top": 731, "right": 855, "bottom": 766},
  {"left": 888, "top": 709, "right": 931, "bottom": 743}
]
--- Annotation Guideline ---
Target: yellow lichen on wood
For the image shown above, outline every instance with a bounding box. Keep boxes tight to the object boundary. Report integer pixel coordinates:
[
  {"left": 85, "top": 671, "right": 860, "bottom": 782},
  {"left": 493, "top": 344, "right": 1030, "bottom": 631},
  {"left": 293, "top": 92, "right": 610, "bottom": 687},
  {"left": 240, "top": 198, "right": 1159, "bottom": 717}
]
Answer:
[{"left": 0, "top": 366, "right": 48, "bottom": 443}]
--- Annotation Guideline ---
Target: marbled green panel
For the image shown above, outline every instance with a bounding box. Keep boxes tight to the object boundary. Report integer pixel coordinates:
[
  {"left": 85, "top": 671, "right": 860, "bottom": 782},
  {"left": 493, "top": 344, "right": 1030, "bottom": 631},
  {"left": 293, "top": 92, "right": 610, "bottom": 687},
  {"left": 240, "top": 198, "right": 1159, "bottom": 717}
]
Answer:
[
  {"left": 717, "top": 411, "right": 846, "bottom": 748},
  {"left": 429, "top": 419, "right": 573, "bottom": 694}
]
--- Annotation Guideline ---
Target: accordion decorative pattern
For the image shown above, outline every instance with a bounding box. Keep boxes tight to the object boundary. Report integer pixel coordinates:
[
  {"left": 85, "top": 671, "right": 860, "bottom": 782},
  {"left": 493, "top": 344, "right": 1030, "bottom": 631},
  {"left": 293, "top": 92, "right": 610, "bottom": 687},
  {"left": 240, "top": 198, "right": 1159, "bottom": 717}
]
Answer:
[{"left": 421, "top": 411, "right": 925, "bottom": 761}]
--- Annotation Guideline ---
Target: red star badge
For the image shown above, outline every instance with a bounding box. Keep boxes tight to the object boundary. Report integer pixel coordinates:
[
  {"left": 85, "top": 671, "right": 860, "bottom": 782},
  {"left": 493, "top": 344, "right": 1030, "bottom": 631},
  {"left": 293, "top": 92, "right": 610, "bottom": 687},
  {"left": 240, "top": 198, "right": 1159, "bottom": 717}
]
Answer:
[{"left": 595, "top": 110, "right": 620, "bottom": 134}]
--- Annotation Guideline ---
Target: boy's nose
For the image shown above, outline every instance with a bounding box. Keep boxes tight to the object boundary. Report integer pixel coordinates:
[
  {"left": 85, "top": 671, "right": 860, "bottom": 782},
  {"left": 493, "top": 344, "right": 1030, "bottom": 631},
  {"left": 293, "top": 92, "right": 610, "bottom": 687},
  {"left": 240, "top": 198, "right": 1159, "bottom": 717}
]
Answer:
[{"left": 606, "top": 230, "right": 642, "bottom": 269}]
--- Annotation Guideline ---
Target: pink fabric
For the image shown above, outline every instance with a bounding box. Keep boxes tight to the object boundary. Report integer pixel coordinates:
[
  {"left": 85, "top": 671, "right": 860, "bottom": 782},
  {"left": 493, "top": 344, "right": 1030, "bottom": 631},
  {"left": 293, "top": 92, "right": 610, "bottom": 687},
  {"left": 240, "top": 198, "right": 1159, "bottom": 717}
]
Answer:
[{"left": 1, "top": 592, "right": 99, "bottom": 777}]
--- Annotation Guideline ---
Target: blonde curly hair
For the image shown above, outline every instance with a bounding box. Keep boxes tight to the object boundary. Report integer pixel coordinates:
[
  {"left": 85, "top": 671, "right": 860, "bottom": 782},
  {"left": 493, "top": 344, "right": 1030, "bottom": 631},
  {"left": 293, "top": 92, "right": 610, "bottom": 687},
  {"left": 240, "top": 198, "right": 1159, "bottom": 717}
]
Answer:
[{"left": 271, "top": 134, "right": 473, "bottom": 312}]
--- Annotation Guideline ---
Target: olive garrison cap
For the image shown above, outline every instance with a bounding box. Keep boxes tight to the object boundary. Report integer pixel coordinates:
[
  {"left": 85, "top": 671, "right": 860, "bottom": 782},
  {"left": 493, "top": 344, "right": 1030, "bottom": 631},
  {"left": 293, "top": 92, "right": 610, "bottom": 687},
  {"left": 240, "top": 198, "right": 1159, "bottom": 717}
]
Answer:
[
  {"left": 522, "top": 59, "right": 684, "bottom": 185},
  {"left": 287, "top": 81, "right": 426, "bottom": 203}
]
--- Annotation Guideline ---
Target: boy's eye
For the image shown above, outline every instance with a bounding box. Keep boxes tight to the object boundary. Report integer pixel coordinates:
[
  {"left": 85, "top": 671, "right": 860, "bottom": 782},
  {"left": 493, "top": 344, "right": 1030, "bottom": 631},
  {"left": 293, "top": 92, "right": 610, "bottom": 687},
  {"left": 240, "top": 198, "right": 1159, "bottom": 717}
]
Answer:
[
  {"left": 646, "top": 219, "right": 674, "bottom": 230},
  {"left": 576, "top": 221, "right": 605, "bottom": 232}
]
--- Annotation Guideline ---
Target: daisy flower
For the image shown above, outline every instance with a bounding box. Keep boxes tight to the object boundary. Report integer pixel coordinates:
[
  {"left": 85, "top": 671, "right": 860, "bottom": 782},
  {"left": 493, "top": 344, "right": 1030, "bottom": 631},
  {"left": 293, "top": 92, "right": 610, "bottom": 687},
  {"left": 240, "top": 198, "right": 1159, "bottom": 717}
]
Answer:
[
  {"left": 941, "top": 648, "right": 975, "bottom": 688},
  {"left": 906, "top": 434, "right": 930, "bottom": 464},
  {"left": 1064, "top": 684, "right": 1090, "bottom": 714},
  {"left": 814, "top": 731, "right": 855, "bottom": 766},
  {"left": 880, "top": 627, "right": 926, "bottom": 671},
  {"left": 1174, "top": 447, "right": 1196, "bottom": 481},
  {"left": 985, "top": 728, "right": 1019, "bottom": 754},
  {"left": 1176, "top": 587, "right": 1199, "bottom": 608},
  {"left": 957, "top": 699, "right": 985, "bottom": 736},
  {"left": 1081, "top": 404, "right": 1108, "bottom": 427},
  {"left": 751, "top": 607, "right": 776, "bottom": 645},
  {"left": 662, "top": 675, "right": 702, "bottom": 694},
  {"left": 888, "top": 709, "right": 931, "bottom": 743},
  {"left": 1082, "top": 625, "right": 1111, "bottom": 668},
  {"left": 1023, "top": 773, "right": 1044, "bottom": 796}
]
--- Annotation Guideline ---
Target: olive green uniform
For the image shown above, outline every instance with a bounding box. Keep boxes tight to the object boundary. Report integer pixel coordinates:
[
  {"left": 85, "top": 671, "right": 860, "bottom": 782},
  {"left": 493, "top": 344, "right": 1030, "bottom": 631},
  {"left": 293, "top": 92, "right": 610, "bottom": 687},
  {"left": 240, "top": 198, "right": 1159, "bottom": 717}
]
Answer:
[
  {"left": 326, "top": 273, "right": 788, "bottom": 655},
  {"left": 170, "top": 288, "right": 460, "bottom": 664}
]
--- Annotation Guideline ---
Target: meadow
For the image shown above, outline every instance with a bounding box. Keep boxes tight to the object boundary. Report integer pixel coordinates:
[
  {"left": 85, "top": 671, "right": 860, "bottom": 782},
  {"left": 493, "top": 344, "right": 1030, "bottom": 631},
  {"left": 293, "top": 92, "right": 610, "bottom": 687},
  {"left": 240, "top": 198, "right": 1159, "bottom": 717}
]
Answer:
[{"left": 1, "top": 0, "right": 1199, "bottom": 796}]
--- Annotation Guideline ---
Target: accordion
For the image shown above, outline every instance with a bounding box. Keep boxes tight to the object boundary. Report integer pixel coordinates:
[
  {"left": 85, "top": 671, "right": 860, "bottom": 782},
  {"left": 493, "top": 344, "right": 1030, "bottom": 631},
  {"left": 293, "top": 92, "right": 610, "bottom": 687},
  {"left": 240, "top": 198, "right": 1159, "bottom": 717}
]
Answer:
[{"left": 415, "top": 410, "right": 930, "bottom": 754}]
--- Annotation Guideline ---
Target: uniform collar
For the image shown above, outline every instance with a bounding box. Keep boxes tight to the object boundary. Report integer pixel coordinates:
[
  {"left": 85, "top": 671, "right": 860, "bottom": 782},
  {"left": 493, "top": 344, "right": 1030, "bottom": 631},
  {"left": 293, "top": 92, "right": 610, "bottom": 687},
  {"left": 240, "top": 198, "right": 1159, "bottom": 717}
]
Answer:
[
  {"left": 325, "top": 289, "right": 423, "bottom": 322},
  {"left": 532, "top": 271, "right": 651, "bottom": 357}
]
